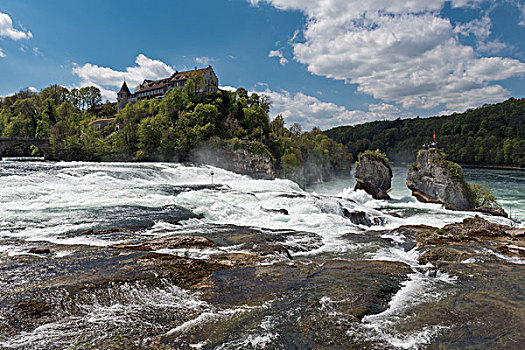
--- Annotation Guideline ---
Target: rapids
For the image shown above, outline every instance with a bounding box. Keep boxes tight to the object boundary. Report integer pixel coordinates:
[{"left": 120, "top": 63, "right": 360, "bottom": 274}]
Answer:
[{"left": 0, "top": 161, "right": 523, "bottom": 349}]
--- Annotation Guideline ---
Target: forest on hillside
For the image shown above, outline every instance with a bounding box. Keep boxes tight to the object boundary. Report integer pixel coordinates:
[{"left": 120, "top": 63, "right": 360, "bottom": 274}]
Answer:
[
  {"left": 0, "top": 82, "right": 352, "bottom": 183},
  {"left": 325, "top": 98, "right": 525, "bottom": 167}
]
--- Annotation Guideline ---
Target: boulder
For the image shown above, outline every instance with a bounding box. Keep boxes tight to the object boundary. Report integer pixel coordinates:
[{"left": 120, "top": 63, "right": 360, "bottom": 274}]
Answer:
[
  {"left": 28, "top": 247, "right": 51, "bottom": 255},
  {"left": 354, "top": 150, "right": 392, "bottom": 200},
  {"left": 262, "top": 208, "right": 289, "bottom": 215},
  {"left": 407, "top": 149, "right": 472, "bottom": 210},
  {"left": 341, "top": 208, "right": 372, "bottom": 226},
  {"left": 227, "top": 147, "right": 275, "bottom": 180}
]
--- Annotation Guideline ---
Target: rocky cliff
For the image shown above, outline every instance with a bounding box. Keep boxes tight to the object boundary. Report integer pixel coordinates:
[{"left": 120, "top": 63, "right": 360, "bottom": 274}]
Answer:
[
  {"left": 354, "top": 150, "right": 392, "bottom": 199},
  {"left": 407, "top": 149, "right": 472, "bottom": 210},
  {"left": 192, "top": 141, "right": 276, "bottom": 180},
  {"left": 224, "top": 147, "right": 275, "bottom": 180}
]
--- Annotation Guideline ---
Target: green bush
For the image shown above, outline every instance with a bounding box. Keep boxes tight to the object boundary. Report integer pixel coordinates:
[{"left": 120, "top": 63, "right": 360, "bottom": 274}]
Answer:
[
  {"left": 357, "top": 149, "right": 392, "bottom": 176},
  {"left": 468, "top": 183, "right": 502, "bottom": 209},
  {"left": 248, "top": 141, "right": 269, "bottom": 155}
]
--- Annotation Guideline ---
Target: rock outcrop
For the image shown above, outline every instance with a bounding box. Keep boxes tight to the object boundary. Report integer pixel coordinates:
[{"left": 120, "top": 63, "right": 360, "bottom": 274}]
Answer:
[
  {"left": 407, "top": 149, "right": 472, "bottom": 210},
  {"left": 193, "top": 141, "right": 275, "bottom": 180},
  {"left": 380, "top": 219, "right": 525, "bottom": 349},
  {"left": 226, "top": 147, "right": 275, "bottom": 179},
  {"left": 354, "top": 150, "right": 392, "bottom": 200}
]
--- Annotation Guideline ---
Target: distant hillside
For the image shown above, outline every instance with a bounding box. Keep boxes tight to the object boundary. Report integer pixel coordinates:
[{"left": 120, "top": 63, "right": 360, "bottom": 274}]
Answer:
[{"left": 325, "top": 98, "right": 525, "bottom": 167}]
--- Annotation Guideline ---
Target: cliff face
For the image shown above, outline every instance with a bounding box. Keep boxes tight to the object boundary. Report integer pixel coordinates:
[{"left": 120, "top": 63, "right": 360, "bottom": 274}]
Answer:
[
  {"left": 407, "top": 149, "right": 472, "bottom": 210},
  {"left": 354, "top": 153, "right": 392, "bottom": 200},
  {"left": 192, "top": 142, "right": 275, "bottom": 180},
  {"left": 225, "top": 148, "right": 275, "bottom": 180}
]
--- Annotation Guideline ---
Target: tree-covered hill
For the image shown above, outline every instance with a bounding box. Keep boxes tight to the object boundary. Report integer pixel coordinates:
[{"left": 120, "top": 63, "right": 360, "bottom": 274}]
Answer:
[
  {"left": 0, "top": 83, "right": 352, "bottom": 185},
  {"left": 325, "top": 98, "right": 525, "bottom": 167}
]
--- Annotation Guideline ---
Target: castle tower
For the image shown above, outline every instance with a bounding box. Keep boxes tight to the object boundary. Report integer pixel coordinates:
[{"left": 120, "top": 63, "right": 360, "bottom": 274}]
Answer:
[{"left": 117, "top": 81, "right": 131, "bottom": 110}]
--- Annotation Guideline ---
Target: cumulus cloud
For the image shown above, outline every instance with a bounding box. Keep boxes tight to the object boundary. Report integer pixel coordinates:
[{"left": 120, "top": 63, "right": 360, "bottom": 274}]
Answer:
[
  {"left": 249, "top": 0, "right": 525, "bottom": 111},
  {"left": 256, "top": 88, "right": 400, "bottom": 129},
  {"left": 219, "top": 83, "right": 398, "bottom": 129},
  {"left": 0, "top": 12, "right": 32, "bottom": 58},
  {"left": 455, "top": 15, "right": 492, "bottom": 40},
  {"left": 455, "top": 15, "right": 507, "bottom": 53},
  {"left": 268, "top": 49, "right": 289, "bottom": 66},
  {"left": 0, "top": 12, "right": 32, "bottom": 40},
  {"left": 72, "top": 54, "right": 176, "bottom": 100},
  {"left": 368, "top": 103, "right": 401, "bottom": 114}
]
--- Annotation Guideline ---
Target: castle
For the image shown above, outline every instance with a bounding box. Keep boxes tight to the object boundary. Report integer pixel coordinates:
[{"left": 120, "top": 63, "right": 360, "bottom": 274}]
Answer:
[{"left": 117, "top": 65, "right": 219, "bottom": 110}]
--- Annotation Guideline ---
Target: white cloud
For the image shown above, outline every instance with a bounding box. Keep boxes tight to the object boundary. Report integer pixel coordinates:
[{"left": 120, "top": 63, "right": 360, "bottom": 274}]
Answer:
[
  {"left": 455, "top": 15, "right": 492, "bottom": 40},
  {"left": 290, "top": 29, "right": 300, "bottom": 43},
  {"left": 0, "top": 12, "right": 32, "bottom": 40},
  {"left": 220, "top": 84, "right": 402, "bottom": 129},
  {"left": 368, "top": 103, "right": 400, "bottom": 114},
  {"left": 249, "top": 1, "right": 525, "bottom": 111},
  {"left": 258, "top": 88, "right": 400, "bottom": 129},
  {"left": 195, "top": 56, "right": 214, "bottom": 65},
  {"left": 219, "top": 85, "right": 238, "bottom": 92},
  {"left": 455, "top": 15, "right": 507, "bottom": 53},
  {"left": 72, "top": 54, "right": 175, "bottom": 100},
  {"left": 268, "top": 49, "right": 289, "bottom": 66},
  {"left": 505, "top": 0, "right": 525, "bottom": 26},
  {"left": 0, "top": 12, "right": 32, "bottom": 58}
]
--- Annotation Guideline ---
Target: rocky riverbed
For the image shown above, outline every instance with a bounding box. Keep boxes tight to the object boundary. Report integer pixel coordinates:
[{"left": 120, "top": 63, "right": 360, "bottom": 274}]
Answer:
[{"left": 1, "top": 217, "right": 523, "bottom": 349}]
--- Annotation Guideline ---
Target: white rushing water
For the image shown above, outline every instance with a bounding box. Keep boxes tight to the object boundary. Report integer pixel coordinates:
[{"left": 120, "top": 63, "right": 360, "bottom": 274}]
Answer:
[
  {"left": 0, "top": 161, "right": 518, "bottom": 249},
  {"left": 0, "top": 161, "right": 523, "bottom": 349}
]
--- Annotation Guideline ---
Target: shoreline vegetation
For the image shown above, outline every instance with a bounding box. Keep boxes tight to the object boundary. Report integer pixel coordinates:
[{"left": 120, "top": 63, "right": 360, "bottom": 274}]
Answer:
[
  {"left": 1, "top": 84, "right": 523, "bottom": 183},
  {"left": 0, "top": 83, "right": 352, "bottom": 186},
  {"left": 326, "top": 97, "right": 525, "bottom": 169}
]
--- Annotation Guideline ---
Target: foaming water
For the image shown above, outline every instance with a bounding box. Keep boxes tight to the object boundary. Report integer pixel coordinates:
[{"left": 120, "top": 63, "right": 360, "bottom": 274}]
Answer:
[
  {"left": 359, "top": 271, "right": 457, "bottom": 349},
  {"left": 1, "top": 161, "right": 523, "bottom": 348},
  {"left": 0, "top": 280, "right": 209, "bottom": 349},
  {"left": 1, "top": 161, "right": 518, "bottom": 248}
]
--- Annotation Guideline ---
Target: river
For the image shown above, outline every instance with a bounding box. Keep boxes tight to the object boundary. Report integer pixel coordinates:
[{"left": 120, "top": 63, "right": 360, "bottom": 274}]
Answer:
[{"left": 0, "top": 161, "right": 523, "bottom": 349}]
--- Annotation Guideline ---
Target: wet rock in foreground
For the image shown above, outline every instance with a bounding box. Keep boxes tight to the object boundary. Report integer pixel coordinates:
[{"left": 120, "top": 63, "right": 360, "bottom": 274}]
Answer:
[
  {"left": 0, "top": 241, "right": 412, "bottom": 350},
  {"left": 2, "top": 217, "right": 524, "bottom": 349},
  {"left": 415, "top": 216, "right": 525, "bottom": 264},
  {"left": 113, "top": 235, "right": 215, "bottom": 251},
  {"left": 384, "top": 218, "right": 525, "bottom": 349},
  {"left": 154, "top": 260, "right": 412, "bottom": 349}
]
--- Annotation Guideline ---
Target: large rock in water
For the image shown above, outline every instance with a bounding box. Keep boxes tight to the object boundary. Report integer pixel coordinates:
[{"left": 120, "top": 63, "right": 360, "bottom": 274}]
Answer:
[
  {"left": 407, "top": 149, "right": 472, "bottom": 210},
  {"left": 354, "top": 151, "right": 392, "bottom": 199}
]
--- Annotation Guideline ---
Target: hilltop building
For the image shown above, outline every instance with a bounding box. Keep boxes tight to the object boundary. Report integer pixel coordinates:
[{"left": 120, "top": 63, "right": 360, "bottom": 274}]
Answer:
[{"left": 117, "top": 65, "right": 219, "bottom": 110}]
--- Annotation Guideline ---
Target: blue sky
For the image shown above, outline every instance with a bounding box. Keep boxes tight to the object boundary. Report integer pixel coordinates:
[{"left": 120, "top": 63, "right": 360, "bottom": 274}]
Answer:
[{"left": 0, "top": 0, "right": 524, "bottom": 129}]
